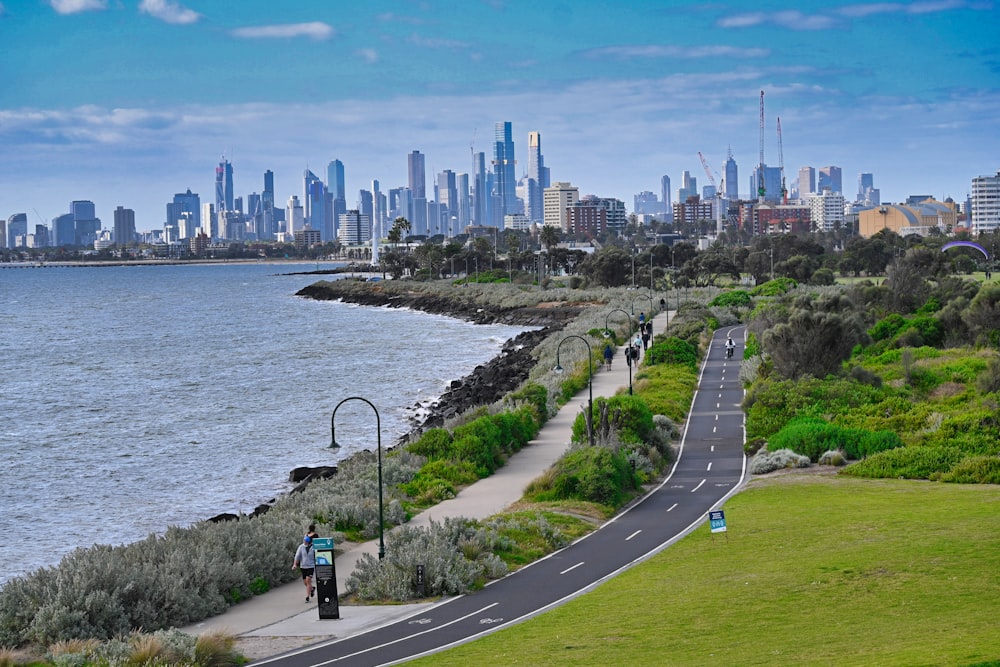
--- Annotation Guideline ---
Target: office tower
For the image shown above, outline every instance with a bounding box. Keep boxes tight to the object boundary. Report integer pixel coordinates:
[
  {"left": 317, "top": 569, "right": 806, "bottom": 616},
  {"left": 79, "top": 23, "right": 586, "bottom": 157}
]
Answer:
[
  {"left": 818, "top": 166, "right": 843, "bottom": 194},
  {"left": 492, "top": 121, "right": 516, "bottom": 226},
  {"left": 358, "top": 189, "right": 374, "bottom": 238},
  {"left": 53, "top": 214, "right": 76, "bottom": 246},
  {"left": 526, "top": 130, "right": 548, "bottom": 223},
  {"left": 457, "top": 173, "right": 471, "bottom": 227},
  {"left": 971, "top": 169, "right": 1000, "bottom": 233},
  {"left": 7, "top": 213, "right": 28, "bottom": 248},
  {"left": 71, "top": 200, "right": 101, "bottom": 246},
  {"left": 634, "top": 191, "right": 660, "bottom": 215},
  {"left": 437, "top": 170, "right": 458, "bottom": 235},
  {"left": 303, "top": 169, "right": 321, "bottom": 225},
  {"left": 703, "top": 185, "right": 717, "bottom": 201},
  {"left": 371, "top": 179, "right": 383, "bottom": 239},
  {"left": 678, "top": 171, "right": 698, "bottom": 203},
  {"left": 724, "top": 149, "right": 739, "bottom": 200},
  {"left": 113, "top": 206, "right": 136, "bottom": 246},
  {"left": 798, "top": 166, "right": 816, "bottom": 197},
  {"left": 750, "top": 167, "right": 783, "bottom": 203},
  {"left": 543, "top": 182, "right": 580, "bottom": 231},
  {"left": 261, "top": 170, "right": 275, "bottom": 240},
  {"left": 472, "top": 151, "right": 488, "bottom": 226},
  {"left": 857, "top": 172, "right": 880, "bottom": 205},
  {"left": 389, "top": 187, "right": 411, "bottom": 222},
  {"left": 167, "top": 189, "right": 201, "bottom": 234},
  {"left": 286, "top": 195, "right": 304, "bottom": 234},
  {"left": 307, "top": 178, "right": 329, "bottom": 239},
  {"left": 408, "top": 150, "right": 427, "bottom": 235},
  {"left": 661, "top": 175, "right": 672, "bottom": 220},
  {"left": 246, "top": 193, "right": 261, "bottom": 238},
  {"left": 327, "top": 160, "right": 346, "bottom": 201},
  {"left": 200, "top": 203, "right": 214, "bottom": 237},
  {"left": 216, "top": 157, "right": 234, "bottom": 213}
]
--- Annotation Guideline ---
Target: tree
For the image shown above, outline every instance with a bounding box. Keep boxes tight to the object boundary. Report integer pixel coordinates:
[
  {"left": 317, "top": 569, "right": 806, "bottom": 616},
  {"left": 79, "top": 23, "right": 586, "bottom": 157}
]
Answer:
[
  {"left": 579, "top": 246, "right": 631, "bottom": 287},
  {"left": 539, "top": 224, "right": 560, "bottom": 252},
  {"left": 763, "top": 308, "right": 867, "bottom": 379}
]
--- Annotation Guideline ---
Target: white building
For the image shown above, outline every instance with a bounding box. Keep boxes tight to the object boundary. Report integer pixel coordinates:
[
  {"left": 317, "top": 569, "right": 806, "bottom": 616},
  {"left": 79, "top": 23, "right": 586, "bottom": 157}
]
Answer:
[
  {"left": 806, "top": 190, "right": 846, "bottom": 232},
  {"left": 971, "top": 169, "right": 1000, "bottom": 233},
  {"left": 286, "top": 195, "right": 304, "bottom": 235},
  {"left": 543, "top": 182, "right": 579, "bottom": 231},
  {"left": 337, "top": 210, "right": 371, "bottom": 245}
]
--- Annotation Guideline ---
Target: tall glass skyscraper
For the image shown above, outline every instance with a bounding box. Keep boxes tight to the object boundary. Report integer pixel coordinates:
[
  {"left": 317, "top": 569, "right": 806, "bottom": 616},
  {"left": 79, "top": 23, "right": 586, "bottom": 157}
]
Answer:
[
  {"left": 261, "top": 170, "right": 275, "bottom": 240},
  {"left": 492, "top": 122, "right": 516, "bottom": 227},
  {"left": 408, "top": 150, "right": 427, "bottom": 235},
  {"left": 526, "top": 130, "right": 548, "bottom": 223},
  {"left": 473, "top": 152, "right": 488, "bottom": 227},
  {"left": 215, "top": 157, "right": 234, "bottom": 213},
  {"left": 724, "top": 149, "right": 739, "bottom": 200}
]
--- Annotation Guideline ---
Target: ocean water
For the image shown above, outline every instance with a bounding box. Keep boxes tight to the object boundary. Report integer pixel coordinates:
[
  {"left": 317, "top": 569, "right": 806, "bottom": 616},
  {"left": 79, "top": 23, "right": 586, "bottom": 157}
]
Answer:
[{"left": 0, "top": 263, "right": 525, "bottom": 585}]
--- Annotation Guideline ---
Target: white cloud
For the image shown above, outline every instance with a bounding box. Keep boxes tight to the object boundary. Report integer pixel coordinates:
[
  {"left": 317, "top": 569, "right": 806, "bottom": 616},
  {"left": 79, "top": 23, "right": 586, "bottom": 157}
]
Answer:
[
  {"left": 139, "top": 0, "right": 200, "bottom": 25},
  {"left": 231, "top": 22, "right": 334, "bottom": 40},
  {"left": 356, "top": 48, "right": 379, "bottom": 64},
  {"left": 48, "top": 0, "right": 106, "bottom": 14},
  {"left": 583, "top": 45, "right": 770, "bottom": 59}
]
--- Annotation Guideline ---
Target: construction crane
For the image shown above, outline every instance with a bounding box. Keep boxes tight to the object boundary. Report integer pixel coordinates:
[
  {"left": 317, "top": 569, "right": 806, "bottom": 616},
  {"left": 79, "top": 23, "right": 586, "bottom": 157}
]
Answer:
[
  {"left": 757, "top": 90, "right": 766, "bottom": 202},
  {"left": 698, "top": 151, "right": 719, "bottom": 191},
  {"left": 698, "top": 152, "right": 726, "bottom": 236},
  {"left": 777, "top": 116, "right": 788, "bottom": 205}
]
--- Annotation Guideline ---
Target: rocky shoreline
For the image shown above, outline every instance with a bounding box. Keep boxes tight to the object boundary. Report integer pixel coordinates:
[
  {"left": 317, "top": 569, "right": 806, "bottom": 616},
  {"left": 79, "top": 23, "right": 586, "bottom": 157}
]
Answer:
[{"left": 208, "top": 281, "right": 583, "bottom": 522}]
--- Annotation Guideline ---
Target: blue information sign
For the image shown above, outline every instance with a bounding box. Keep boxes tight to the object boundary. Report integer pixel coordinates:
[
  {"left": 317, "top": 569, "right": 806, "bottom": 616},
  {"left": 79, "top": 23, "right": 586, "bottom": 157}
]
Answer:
[{"left": 709, "top": 510, "right": 727, "bottom": 533}]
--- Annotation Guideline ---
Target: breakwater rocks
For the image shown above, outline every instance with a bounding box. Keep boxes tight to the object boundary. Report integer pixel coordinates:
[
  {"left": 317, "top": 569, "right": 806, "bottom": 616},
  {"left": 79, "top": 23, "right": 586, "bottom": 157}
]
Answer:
[{"left": 295, "top": 280, "right": 585, "bottom": 327}]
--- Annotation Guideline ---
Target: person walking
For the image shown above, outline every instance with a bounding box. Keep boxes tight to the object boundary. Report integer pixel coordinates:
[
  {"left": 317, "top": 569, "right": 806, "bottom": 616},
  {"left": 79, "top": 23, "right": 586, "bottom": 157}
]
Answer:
[
  {"left": 293, "top": 535, "right": 317, "bottom": 602},
  {"left": 603, "top": 342, "right": 614, "bottom": 371}
]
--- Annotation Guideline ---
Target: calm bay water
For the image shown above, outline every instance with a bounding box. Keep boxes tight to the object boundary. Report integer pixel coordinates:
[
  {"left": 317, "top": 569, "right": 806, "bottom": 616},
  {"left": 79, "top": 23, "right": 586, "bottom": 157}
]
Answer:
[{"left": 0, "top": 263, "right": 525, "bottom": 585}]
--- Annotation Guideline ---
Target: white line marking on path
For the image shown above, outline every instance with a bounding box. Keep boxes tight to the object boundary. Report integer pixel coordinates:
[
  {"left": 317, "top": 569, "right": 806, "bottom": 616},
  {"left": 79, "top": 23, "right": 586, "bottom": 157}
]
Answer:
[
  {"left": 707, "top": 462, "right": 713, "bottom": 471},
  {"left": 626, "top": 530, "right": 642, "bottom": 541},
  {"left": 666, "top": 503, "right": 678, "bottom": 512},
  {"left": 692, "top": 479, "right": 706, "bottom": 492},
  {"left": 560, "top": 562, "right": 585, "bottom": 575}
]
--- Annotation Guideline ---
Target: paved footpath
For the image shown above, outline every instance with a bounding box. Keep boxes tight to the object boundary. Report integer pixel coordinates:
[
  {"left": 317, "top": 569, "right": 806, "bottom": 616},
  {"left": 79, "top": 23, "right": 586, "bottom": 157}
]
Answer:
[{"left": 182, "top": 310, "right": 671, "bottom": 654}]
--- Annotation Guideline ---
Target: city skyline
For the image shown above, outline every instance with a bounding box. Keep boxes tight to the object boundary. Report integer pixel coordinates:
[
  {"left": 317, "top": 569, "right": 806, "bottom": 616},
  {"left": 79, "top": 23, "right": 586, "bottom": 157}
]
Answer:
[{"left": 1, "top": 1, "right": 998, "bottom": 229}]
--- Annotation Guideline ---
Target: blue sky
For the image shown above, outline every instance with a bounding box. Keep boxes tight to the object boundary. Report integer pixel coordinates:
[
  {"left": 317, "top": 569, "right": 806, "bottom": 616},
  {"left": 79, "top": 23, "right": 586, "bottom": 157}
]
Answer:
[{"left": 1, "top": 0, "right": 998, "bottom": 230}]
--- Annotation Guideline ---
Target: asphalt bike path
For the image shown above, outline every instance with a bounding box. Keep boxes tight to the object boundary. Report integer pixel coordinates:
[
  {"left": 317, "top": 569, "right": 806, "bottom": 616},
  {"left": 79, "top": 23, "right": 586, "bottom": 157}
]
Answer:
[{"left": 251, "top": 324, "right": 748, "bottom": 666}]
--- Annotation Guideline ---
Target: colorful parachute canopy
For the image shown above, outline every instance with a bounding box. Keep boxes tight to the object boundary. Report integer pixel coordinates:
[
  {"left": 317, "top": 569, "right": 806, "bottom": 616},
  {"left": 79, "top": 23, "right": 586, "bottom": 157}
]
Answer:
[{"left": 941, "top": 241, "right": 989, "bottom": 259}]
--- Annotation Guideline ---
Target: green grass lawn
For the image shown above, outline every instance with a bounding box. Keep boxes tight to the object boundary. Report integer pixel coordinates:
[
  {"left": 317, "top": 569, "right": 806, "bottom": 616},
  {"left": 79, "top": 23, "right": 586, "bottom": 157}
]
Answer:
[{"left": 409, "top": 474, "right": 1000, "bottom": 666}]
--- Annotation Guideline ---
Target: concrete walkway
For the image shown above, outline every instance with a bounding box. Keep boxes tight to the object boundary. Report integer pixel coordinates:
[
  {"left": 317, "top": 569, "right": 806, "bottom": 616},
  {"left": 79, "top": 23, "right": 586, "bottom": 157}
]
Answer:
[{"left": 182, "top": 310, "right": 671, "bottom": 649}]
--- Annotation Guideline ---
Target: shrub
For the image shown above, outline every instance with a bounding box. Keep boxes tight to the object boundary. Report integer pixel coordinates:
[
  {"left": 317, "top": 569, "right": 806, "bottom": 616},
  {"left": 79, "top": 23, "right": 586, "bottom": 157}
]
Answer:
[
  {"left": 750, "top": 277, "right": 798, "bottom": 296},
  {"left": 507, "top": 383, "right": 548, "bottom": 424},
  {"left": 526, "top": 446, "right": 638, "bottom": 507},
  {"left": 767, "top": 418, "right": 902, "bottom": 462},
  {"left": 407, "top": 428, "right": 454, "bottom": 460},
  {"left": 750, "top": 448, "right": 811, "bottom": 474},
  {"left": 709, "top": 290, "right": 753, "bottom": 309},
  {"left": 840, "top": 445, "right": 967, "bottom": 480},
  {"left": 818, "top": 450, "right": 847, "bottom": 466},
  {"left": 939, "top": 456, "right": 1000, "bottom": 484},
  {"left": 869, "top": 313, "right": 908, "bottom": 342},
  {"left": 571, "top": 395, "right": 655, "bottom": 446},
  {"left": 645, "top": 336, "right": 698, "bottom": 371}
]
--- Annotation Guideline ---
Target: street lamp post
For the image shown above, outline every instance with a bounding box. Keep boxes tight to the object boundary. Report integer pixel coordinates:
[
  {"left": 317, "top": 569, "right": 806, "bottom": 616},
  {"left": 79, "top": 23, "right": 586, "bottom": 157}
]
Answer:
[
  {"left": 604, "top": 308, "right": 634, "bottom": 395},
  {"left": 554, "top": 335, "right": 594, "bottom": 447},
  {"left": 631, "top": 292, "right": 654, "bottom": 318},
  {"left": 330, "top": 396, "right": 385, "bottom": 560}
]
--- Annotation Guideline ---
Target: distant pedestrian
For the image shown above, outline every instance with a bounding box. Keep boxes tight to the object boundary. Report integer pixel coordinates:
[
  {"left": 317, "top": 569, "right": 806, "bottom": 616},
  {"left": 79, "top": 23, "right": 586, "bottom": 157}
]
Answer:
[
  {"left": 603, "top": 343, "right": 613, "bottom": 371},
  {"left": 638, "top": 312, "right": 646, "bottom": 326},
  {"left": 293, "top": 535, "right": 317, "bottom": 603},
  {"left": 642, "top": 329, "right": 651, "bottom": 350},
  {"left": 625, "top": 345, "right": 633, "bottom": 368}
]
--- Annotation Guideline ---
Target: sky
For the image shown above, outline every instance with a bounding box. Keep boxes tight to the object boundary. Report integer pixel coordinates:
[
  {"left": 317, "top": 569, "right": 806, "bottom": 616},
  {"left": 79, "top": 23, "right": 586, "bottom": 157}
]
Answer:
[{"left": 1, "top": 0, "right": 999, "bottom": 231}]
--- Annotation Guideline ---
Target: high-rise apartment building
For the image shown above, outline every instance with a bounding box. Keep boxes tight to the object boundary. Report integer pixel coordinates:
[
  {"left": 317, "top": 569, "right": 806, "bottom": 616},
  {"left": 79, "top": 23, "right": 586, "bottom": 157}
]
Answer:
[
  {"left": 724, "top": 150, "right": 739, "bottom": 200},
  {"left": 807, "top": 190, "right": 846, "bottom": 231},
  {"left": 492, "top": 121, "right": 517, "bottom": 227},
  {"left": 634, "top": 191, "right": 660, "bottom": 215},
  {"left": 798, "top": 166, "right": 816, "bottom": 197},
  {"left": 215, "top": 157, "right": 234, "bottom": 213},
  {"left": 408, "top": 150, "right": 427, "bottom": 235},
  {"left": 113, "top": 206, "right": 136, "bottom": 246},
  {"left": 167, "top": 190, "right": 201, "bottom": 235},
  {"left": 971, "top": 169, "right": 1000, "bottom": 233},
  {"left": 818, "top": 166, "right": 843, "bottom": 194},
  {"left": 543, "top": 182, "right": 580, "bottom": 231},
  {"left": 286, "top": 195, "right": 304, "bottom": 235},
  {"left": 457, "top": 173, "right": 471, "bottom": 228}
]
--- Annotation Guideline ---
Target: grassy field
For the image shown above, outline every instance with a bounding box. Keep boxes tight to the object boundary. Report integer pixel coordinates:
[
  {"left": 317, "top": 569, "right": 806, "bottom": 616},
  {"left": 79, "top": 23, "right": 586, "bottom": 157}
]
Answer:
[{"left": 408, "top": 474, "right": 1000, "bottom": 667}]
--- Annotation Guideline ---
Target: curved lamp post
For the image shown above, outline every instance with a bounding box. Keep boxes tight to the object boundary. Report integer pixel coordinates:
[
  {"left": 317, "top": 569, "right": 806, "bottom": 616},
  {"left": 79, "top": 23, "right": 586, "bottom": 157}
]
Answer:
[
  {"left": 330, "top": 396, "right": 385, "bottom": 560},
  {"left": 631, "top": 292, "right": 654, "bottom": 317},
  {"left": 604, "top": 308, "right": 634, "bottom": 395},
  {"left": 554, "top": 335, "right": 595, "bottom": 447}
]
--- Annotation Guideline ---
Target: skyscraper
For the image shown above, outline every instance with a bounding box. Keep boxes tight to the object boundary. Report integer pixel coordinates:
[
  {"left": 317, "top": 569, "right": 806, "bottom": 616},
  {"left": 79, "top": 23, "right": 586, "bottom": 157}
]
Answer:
[
  {"left": 661, "top": 175, "right": 672, "bottom": 221},
  {"left": 818, "top": 166, "right": 843, "bottom": 194},
  {"left": 7, "top": 213, "right": 28, "bottom": 248},
  {"left": 303, "top": 169, "right": 321, "bottom": 226},
  {"left": 437, "top": 170, "right": 458, "bottom": 235},
  {"left": 971, "top": 169, "right": 1000, "bottom": 233},
  {"left": 113, "top": 206, "right": 136, "bottom": 246},
  {"left": 327, "top": 160, "right": 346, "bottom": 201},
  {"left": 457, "top": 173, "right": 471, "bottom": 228},
  {"left": 408, "top": 150, "right": 427, "bottom": 235},
  {"left": 678, "top": 171, "right": 698, "bottom": 203},
  {"left": 724, "top": 150, "right": 739, "bottom": 200},
  {"left": 167, "top": 190, "right": 201, "bottom": 234},
  {"left": 798, "top": 166, "right": 816, "bottom": 197},
  {"left": 492, "top": 121, "right": 516, "bottom": 227},
  {"left": 215, "top": 157, "right": 234, "bottom": 213},
  {"left": 261, "top": 170, "right": 275, "bottom": 240},
  {"left": 472, "top": 152, "right": 488, "bottom": 227},
  {"left": 526, "top": 130, "right": 548, "bottom": 223},
  {"left": 857, "top": 173, "right": 879, "bottom": 205}
]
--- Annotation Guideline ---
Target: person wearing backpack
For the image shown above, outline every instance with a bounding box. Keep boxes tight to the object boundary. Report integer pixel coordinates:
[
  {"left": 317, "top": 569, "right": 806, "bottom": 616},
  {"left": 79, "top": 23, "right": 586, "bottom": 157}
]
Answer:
[{"left": 293, "top": 535, "right": 317, "bottom": 602}]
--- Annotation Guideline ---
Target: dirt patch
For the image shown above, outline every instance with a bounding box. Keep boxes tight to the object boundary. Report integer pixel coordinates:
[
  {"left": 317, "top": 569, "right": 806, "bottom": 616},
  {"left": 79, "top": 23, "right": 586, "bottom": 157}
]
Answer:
[{"left": 235, "top": 635, "right": 334, "bottom": 662}]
